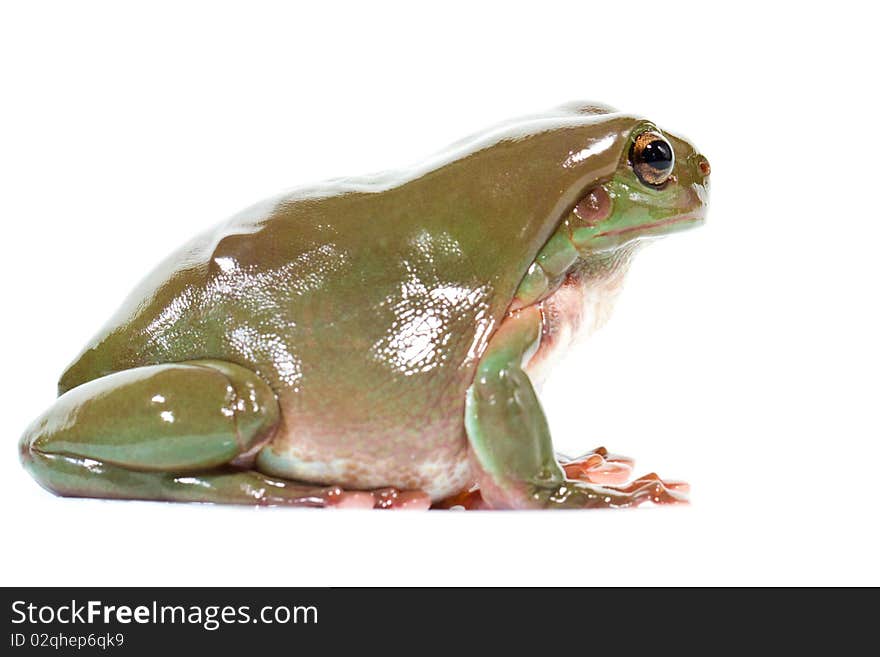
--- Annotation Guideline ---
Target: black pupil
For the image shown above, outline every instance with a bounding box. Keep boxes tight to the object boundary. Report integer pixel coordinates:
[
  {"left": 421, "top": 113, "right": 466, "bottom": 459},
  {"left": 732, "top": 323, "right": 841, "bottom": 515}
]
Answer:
[{"left": 641, "top": 139, "right": 673, "bottom": 171}]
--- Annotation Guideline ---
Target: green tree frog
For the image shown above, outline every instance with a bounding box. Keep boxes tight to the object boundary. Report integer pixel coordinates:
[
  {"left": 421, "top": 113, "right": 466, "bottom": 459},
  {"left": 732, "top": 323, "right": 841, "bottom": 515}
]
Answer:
[{"left": 19, "top": 102, "right": 710, "bottom": 510}]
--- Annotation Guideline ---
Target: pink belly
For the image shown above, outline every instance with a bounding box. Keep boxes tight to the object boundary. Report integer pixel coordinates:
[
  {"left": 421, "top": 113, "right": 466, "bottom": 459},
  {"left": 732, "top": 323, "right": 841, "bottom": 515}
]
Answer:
[
  {"left": 255, "top": 413, "right": 474, "bottom": 501},
  {"left": 525, "top": 262, "right": 631, "bottom": 384}
]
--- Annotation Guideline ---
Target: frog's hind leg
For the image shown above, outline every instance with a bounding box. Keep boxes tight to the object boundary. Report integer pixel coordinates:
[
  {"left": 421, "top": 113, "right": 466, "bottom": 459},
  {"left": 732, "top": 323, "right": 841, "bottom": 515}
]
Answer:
[{"left": 19, "top": 360, "right": 373, "bottom": 508}]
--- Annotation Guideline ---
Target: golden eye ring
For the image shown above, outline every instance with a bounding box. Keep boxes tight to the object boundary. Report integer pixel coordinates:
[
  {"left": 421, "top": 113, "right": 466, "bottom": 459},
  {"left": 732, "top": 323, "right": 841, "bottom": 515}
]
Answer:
[{"left": 630, "top": 131, "right": 675, "bottom": 187}]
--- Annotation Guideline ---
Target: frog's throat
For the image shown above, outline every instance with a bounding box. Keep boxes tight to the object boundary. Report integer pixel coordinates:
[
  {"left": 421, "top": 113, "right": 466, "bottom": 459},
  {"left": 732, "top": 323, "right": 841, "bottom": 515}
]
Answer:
[
  {"left": 592, "top": 213, "right": 703, "bottom": 239},
  {"left": 512, "top": 231, "right": 638, "bottom": 315},
  {"left": 520, "top": 246, "right": 637, "bottom": 386},
  {"left": 511, "top": 204, "right": 703, "bottom": 312}
]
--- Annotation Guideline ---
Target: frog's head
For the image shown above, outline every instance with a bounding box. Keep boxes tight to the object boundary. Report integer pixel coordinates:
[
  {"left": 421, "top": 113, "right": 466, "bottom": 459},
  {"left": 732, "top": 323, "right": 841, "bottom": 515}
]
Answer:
[{"left": 567, "top": 119, "right": 710, "bottom": 252}]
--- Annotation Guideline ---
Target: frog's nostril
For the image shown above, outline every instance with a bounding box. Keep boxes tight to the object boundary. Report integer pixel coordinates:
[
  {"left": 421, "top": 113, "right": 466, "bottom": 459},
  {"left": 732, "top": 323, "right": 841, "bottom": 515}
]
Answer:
[{"left": 697, "top": 156, "right": 711, "bottom": 177}]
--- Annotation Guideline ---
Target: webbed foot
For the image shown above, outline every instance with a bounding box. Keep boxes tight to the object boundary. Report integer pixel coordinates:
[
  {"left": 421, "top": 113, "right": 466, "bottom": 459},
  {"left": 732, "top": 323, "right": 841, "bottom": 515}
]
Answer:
[
  {"left": 558, "top": 446, "right": 635, "bottom": 485},
  {"left": 431, "top": 485, "right": 486, "bottom": 510},
  {"left": 538, "top": 472, "right": 688, "bottom": 509},
  {"left": 371, "top": 487, "right": 433, "bottom": 510},
  {"left": 432, "top": 450, "right": 688, "bottom": 510}
]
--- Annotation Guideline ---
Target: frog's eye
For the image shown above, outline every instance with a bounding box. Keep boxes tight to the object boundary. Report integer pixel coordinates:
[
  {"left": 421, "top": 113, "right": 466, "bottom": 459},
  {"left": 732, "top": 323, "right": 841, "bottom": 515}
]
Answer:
[{"left": 630, "top": 131, "right": 674, "bottom": 187}]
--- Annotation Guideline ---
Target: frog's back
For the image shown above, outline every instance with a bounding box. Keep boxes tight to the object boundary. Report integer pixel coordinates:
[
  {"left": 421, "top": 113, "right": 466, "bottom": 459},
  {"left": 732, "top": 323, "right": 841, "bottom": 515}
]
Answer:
[{"left": 58, "top": 108, "right": 639, "bottom": 497}]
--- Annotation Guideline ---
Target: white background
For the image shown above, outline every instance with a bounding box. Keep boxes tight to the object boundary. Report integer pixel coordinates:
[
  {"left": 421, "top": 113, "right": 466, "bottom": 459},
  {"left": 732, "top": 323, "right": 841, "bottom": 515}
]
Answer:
[{"left": 1, "top": 1, "right": 877, "bottom": 586}]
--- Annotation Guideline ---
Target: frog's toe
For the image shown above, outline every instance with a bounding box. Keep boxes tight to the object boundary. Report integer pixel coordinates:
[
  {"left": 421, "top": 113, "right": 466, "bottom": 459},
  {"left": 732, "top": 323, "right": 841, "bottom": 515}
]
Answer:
[
  {"left": 558, "top": 446, "right": 635, "bottom": 485},
  {"left": 324, "top": 489, "right": 376, "bottom": 509},
  {"left": 522, "top": 473, "right": 688, "bottom": 509},
  {"left": 371, "top": 487, "right": 432, "bottom": 510},
  {"left": 558, "top": 449, "right": 689, "bottom": 500},
  {"left": 431, "top": 486, "right": 487, "bottom": 510},
  {"left": 430, "top": 464, "right": 688, "bottom": 510},
  {"left": 606, "top": 473, "right": 690, "bottom": 505}
]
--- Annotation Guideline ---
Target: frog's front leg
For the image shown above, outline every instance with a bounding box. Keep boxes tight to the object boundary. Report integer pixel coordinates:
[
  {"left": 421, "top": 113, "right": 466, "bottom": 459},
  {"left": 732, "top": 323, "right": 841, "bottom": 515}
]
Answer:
[
  {"left": 19, "top": 360, "right": 373, "bottom": 508},
  {"left": 465, "top": 306, "right": 687, "bottom": 509}
]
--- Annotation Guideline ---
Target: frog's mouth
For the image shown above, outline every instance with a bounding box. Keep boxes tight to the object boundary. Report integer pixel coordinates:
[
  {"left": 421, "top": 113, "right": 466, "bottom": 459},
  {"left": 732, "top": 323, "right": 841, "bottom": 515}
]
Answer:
[{"left": 593, "top": 212, "right": 704, "bottom": 239}]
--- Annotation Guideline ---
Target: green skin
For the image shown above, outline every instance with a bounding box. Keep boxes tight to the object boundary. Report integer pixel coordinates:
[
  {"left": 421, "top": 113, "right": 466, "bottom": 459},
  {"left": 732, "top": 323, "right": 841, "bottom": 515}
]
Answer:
[{"left": 19, "top": 102, "right": 709, "bottom": 509}]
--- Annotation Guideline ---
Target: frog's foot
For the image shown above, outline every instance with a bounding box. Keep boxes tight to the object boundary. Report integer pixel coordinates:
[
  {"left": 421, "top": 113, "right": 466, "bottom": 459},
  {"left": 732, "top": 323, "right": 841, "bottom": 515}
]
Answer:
[
  {"left": 431, "top": 467, "right": 688, "bottom": 510},
  {"left": 525, "top": 471, "right": 688, "bottom": 509},
  {"left": 550, "top": 443, "right": 691, "bottom": 507},
  {"left": 431, "top": 485, "right": 487, "bottom": 510},
  {"left": 604, "top": 472, "right": 690, "bottom": 502},
  {"left": 560, "top": 448, "right": 690, "bottom": 495},
  {"left": 558, "top": 446, "right": 635, "bottom": 485},
  {"left": 371, "top": 487, "right": 433, "bottom": 510},
  {"left": 557, "top": 447, "right": 690, "bottom": 506}
]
